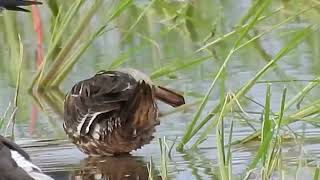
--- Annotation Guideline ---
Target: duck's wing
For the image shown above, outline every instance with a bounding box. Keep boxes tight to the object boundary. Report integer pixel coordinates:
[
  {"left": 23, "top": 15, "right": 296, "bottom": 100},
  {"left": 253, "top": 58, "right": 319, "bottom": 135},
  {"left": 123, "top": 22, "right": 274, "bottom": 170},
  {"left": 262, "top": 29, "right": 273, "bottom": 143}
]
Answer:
[
  {"left": 0, "top": 140, "right": 34, "bottom": 180},
  {"left": 2, "top": 6, "right": 29, "bottom": 12},
  {"left": 0, "top": 135, "right": 54, "bottom": 180},
  {"left": 0, "top": 135, "right": 30, "bottom": 160},
  {"left": 0, "top": 0, "right": 42, "bottom": 6},
  {"left": 64, "top": 71, "right": 138, "bottom": 136},
  {"left": 0, "top": 0, "right": 42, "bottom": 12}
]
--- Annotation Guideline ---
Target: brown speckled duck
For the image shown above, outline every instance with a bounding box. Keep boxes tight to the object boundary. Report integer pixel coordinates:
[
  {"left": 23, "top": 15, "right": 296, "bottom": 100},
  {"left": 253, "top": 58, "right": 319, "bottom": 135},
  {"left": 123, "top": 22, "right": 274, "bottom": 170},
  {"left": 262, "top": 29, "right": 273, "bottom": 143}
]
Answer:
[{"left": 64, "top": 69, "right": 185, "bottom": 156}]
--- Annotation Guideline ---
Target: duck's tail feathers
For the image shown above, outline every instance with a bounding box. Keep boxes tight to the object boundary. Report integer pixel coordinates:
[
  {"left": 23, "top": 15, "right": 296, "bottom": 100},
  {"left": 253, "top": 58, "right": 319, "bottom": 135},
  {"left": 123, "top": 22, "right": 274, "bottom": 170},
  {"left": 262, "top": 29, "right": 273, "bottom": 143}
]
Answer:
[
  {"left": 122, "top": 80, "right": 158, "bottom": 128},
  {"left": 155, "top": 86, "right": 185, "bottom": 107}
]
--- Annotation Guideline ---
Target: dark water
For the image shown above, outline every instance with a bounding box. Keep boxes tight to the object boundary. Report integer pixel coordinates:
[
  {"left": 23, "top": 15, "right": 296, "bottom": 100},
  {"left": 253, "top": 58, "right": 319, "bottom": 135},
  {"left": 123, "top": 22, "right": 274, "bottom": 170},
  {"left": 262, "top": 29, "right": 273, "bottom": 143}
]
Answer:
[{"left": 1, "top": 0, "right": 320, "bottom": 179}]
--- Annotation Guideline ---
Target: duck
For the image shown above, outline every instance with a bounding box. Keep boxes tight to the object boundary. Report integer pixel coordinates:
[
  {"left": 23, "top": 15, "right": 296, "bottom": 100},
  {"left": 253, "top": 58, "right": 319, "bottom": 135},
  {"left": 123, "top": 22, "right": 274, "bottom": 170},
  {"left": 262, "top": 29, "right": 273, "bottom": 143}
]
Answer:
[
  {"left": 0, "top": 0, "right": 42, "bottom": 12},
  {"left": 64, "top": 69, "right": 185, "bottom": 156},
  {"left": 0, "top": 135, "right": 54, "bottom": 180}
]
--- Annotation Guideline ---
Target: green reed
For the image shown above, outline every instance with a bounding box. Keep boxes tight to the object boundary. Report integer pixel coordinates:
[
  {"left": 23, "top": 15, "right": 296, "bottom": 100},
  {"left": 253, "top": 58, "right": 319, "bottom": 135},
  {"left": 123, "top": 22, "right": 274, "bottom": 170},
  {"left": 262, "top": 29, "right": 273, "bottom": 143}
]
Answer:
[
  {"left": 177, "top": 3, "right": 315, "bottom": 151},
  {"left": 314, "top": 166, "right": 320, "bottom": 180},
  {"left": 215, "top": 94, "right": 234, "bottom": 180},
  {"left": 29, "top": 0, "right": 135, "bottom": 90},
  {"left": 147, "top": 156, "right": 155, "bottom": 180},
  {"left": 244, "top": 86, "right": 287, "bottom": 179},
  {"left": 159, "top": 137, "right": 168, "bottom": 180}
]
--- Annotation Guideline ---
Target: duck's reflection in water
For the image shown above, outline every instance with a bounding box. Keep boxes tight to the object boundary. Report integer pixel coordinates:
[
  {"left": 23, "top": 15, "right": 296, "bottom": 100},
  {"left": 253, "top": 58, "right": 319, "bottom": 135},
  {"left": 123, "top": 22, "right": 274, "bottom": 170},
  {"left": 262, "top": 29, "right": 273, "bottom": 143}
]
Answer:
[{"left": 71, "top": 155, "right": 160, "bottom": 180}]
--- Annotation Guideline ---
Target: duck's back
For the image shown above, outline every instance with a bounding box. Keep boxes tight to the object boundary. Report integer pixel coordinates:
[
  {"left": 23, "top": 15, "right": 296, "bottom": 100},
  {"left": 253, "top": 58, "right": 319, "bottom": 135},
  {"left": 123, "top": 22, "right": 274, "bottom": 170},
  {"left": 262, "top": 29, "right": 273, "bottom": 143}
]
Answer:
[{"left": 64, "top": 71, "right": 159, "bottom": 156}]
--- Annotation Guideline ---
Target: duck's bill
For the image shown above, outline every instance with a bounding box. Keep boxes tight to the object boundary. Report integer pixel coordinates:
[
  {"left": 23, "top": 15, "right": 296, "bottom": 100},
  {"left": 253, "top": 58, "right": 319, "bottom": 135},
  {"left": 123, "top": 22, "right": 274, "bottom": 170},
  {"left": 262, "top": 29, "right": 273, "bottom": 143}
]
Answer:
[{"left": 155, "top": 86, "right": 185, "bottom": 107}]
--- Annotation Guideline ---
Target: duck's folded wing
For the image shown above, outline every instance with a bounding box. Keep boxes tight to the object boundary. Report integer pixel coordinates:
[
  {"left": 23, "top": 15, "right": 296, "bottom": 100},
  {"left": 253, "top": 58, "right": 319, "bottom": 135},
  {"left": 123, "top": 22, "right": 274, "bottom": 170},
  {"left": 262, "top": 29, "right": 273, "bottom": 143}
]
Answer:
[
  {"left": 2, "top": 6, "right": 29, "bottom": 12},
  {"left": 0, "top": 135, "right": 54, "bottom": 180},
  {"left": 0, "top": 135, "right": 30, "bottom": 160},
  {"left": 0, "top": 142, "right": 34, "bottom": 180},
  {"left": 64, "top": 72, "right": 138, "bottom": 136},
  {"left": 0, "top": 0, "right": 42, "bottom": 12},
  {"left": 0, "top": 0, "right": 42, "bottom": 6}
]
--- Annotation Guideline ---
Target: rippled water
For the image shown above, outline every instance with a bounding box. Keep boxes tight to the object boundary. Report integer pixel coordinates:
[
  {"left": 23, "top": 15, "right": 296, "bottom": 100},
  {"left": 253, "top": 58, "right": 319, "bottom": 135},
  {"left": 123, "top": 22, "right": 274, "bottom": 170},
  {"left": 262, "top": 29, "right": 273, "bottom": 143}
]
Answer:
[{"left": 1, "top": 0, "right": 320, "bottom": 179}]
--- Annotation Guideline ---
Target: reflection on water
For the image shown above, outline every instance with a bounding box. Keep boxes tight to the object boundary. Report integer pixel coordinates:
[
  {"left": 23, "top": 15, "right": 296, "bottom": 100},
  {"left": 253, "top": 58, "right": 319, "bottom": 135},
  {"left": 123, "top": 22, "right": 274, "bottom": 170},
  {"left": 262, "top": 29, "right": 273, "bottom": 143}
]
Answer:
[{"left": 71, "top": 156, "right": 159, "bottom": 180}]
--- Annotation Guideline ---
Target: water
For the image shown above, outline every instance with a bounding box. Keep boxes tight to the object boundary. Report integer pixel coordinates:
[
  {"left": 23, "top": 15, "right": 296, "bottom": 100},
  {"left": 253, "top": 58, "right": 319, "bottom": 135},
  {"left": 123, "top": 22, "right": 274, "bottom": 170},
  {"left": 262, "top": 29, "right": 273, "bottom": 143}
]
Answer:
[{"left": 1, "top": 0, "right": 320, "bottom": 179}]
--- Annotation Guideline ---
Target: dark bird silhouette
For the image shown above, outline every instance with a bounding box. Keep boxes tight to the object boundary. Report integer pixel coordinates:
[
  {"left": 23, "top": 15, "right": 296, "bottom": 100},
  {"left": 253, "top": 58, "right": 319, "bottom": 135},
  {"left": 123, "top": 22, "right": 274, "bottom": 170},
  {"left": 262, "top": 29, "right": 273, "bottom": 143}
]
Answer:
[
  {"left": 0, "top": 0, "right": 42, "bottom": 12},
  {"left": 0, "top": 135, "right": 54, "bottom": 180},
  {"left": 64, "top": 69, "right": 185, "bottom": 156}
]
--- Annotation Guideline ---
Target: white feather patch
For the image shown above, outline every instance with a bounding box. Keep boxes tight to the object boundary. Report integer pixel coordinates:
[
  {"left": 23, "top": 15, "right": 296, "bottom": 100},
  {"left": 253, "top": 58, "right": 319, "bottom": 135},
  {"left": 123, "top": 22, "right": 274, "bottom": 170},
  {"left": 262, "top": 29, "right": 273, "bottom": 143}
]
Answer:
[
  {"left": 76, "top": 113, "right": 89, "bottom": 135},
  {"left": 92, "top": 123, "right": 101, "bottom": 139},
  {"left": 10, "top": 150, "right": 54, "bottom": 180},
  {"left": 85, "top": 112, "right": 103, "bottom": 134}
]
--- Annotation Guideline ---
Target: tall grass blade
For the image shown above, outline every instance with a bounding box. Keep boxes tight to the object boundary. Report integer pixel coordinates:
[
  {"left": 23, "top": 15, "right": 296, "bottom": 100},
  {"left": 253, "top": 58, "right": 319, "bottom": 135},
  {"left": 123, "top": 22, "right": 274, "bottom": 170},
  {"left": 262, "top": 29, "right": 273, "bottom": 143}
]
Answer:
[
  {"left": 234, "top": 28, "right": 312, "bottom": 145},
  {"left": 46, "top": 0, "right": 59, "bottom": 16},
  {"left": 195, "top": 7, "right": 283, "bottom": 53},
  {"left": 3, "top": 12, "right": 19, "bottom": 83},
  {"left": 314, "top": 166, "right": 320, "bottom": 180},
  {"left": 284, "top": 77, "right": 320, "bottom": 110},
  {"left": 237, "top": 0, "right": 264, "bottom": 26},
  {"left": 215, "top": 98, "right": 229, "bottom": 180},
  {"left": 233, "top": 0, "right": 272, "bottom": 48},
  {"left": 50, "top": 25, "right": 112, "bottom": 87},
  {"left": 159, "top": 137, "right": 168, "bottom": 180},
  {"left": 276, "top": 88, "right": 287, "bottom": 135},
  {"left": 216, "top": 121, "right": 228, "bottom": 180},
  {"left": 107, "top": 0, "right": 133, "bottom": 22},
  {"left": 199, "top": 27, "right": 310, "bottom": 149},
  {"left": 177, "top": 0, "right": 272, "bottom": 150},
  {"left": 227, "top": 120, "right": 233, "bottom": 178},
  {"left": 261, "top": 84, "right": 271, "bottom": 164},
  {"left": 39, "top": 0, "right": 102, "bottom": 89},
  {"left": 4, "top": 36, "right": 24, "bottom": 140},
  {"left": 150, "top": 56, "right": 211, "bottom": 79},
  {"left": 0, "top": 103, "right": 11, "bottom": 130},
  {"left": 120, "top": 0, "right": 156, "bottom": 41},
  {"left": 31, "top": 0, "right": 85, "bottom": 90},
  {"left": 247, "top": 129, "right": 272, "bottom": 170},
  {"left": 147, "top": 157, "right": 154, "bottom": 180}
]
